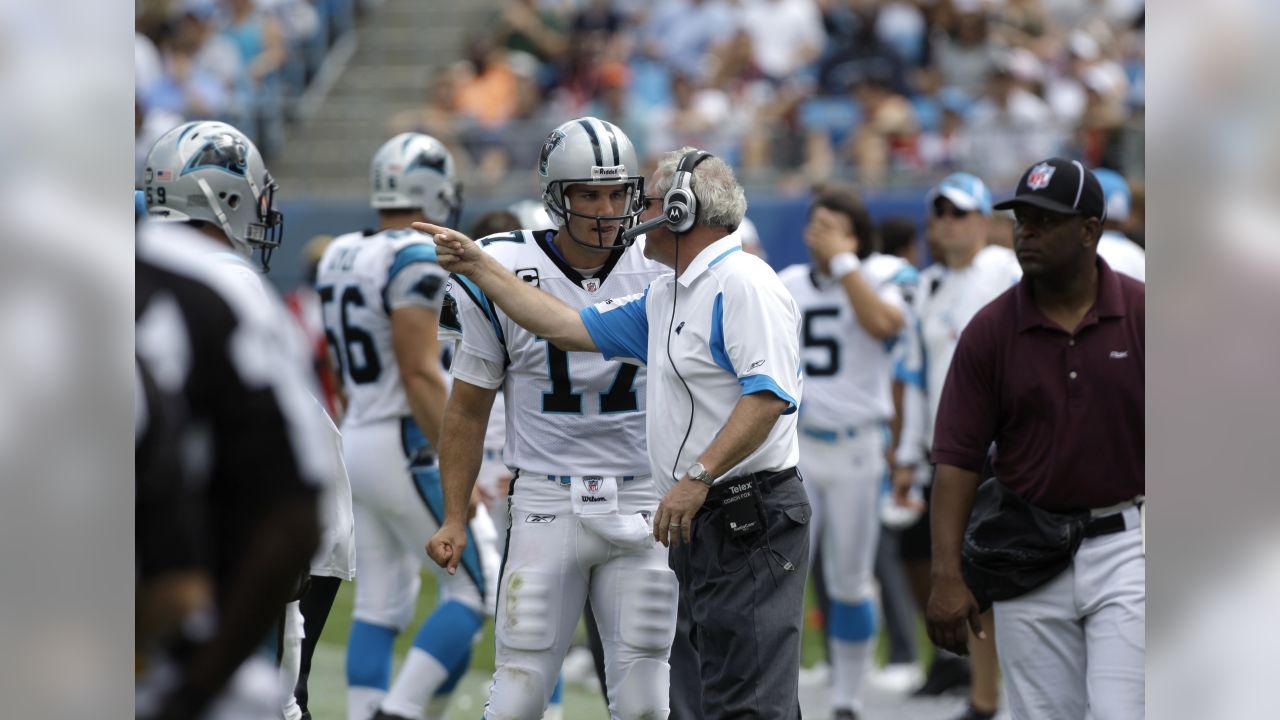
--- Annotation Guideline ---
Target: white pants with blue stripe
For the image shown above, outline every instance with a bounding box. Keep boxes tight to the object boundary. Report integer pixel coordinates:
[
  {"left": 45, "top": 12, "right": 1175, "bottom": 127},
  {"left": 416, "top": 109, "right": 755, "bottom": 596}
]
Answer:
[
  {"left": 342, "top": 419, "right": 500, "bottom": 628},
  {"left": 799, "top": 423, "right": 886, "bottom": 605}
]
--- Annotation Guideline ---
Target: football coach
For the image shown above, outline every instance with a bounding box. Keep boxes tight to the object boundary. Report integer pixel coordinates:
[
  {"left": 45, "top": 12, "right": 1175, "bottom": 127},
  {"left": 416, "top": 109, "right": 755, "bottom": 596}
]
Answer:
[{"left": 419, "top": 147, "right": 809, "bottom": 719}]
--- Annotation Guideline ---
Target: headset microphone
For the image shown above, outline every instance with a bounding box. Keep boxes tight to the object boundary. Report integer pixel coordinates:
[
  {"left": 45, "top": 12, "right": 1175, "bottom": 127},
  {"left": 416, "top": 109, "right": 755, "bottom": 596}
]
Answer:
[
  {"left": 620, "top": 149, "right": 711, "bottom": 245},
  {"left": 620, "top": 214, "right": 667, "bottom": 243}
]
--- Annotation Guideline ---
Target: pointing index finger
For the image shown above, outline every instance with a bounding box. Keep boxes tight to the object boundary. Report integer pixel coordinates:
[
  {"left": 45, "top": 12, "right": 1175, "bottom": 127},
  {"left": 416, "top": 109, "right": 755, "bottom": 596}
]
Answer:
[{"left": 412, "top": 221, "right": 444, "bottom": 236}]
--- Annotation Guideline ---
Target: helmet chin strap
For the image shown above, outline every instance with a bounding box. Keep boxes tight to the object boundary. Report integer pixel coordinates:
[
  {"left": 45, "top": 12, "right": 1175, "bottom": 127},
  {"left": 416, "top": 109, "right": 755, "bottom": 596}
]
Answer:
[{"left": 196, "top": 177, "right": 249, "bottom": 257}]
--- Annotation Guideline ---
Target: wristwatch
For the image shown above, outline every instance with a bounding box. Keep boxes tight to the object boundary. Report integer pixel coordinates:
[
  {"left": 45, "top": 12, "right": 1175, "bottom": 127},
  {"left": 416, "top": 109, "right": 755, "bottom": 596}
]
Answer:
[{"left": 687, "top": 462, "right": 712, "bottom": 487}]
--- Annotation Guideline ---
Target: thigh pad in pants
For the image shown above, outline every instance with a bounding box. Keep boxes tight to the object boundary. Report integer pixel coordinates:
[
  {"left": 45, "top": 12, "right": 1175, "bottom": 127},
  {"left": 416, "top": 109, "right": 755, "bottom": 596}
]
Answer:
[
  {"left": 497, "top": 569, "right": 557, "bottom": 652},
  {"left": 617, "top": 566, "right": 678, "bottom": 652}
]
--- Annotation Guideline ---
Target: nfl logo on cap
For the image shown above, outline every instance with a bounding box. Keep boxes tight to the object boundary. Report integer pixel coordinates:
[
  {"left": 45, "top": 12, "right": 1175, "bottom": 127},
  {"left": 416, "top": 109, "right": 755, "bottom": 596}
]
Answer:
[
  {"left": 993, "top": 157, "right": 1107, "bottom": 221},
  {"left": 1027, "top": 162, "right": 1055, "bottom": 190}
]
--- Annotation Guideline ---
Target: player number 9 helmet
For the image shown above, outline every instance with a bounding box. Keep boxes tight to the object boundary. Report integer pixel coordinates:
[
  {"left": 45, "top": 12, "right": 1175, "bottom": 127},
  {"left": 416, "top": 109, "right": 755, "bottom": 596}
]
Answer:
[
  {"left": 538, "top": 117, "right": 645, "bottom": 250},
  {"left": 143, "top": 121, "right": 284, "bottom": 270},
  {"left": 370, "top": 132, "right": 462, "bottom": 228}
]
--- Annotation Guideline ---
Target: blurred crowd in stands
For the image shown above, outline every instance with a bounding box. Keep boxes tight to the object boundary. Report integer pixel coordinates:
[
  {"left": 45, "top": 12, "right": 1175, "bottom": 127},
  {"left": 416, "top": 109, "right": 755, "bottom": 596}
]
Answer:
[
  {"left": 390, "top": 0, "right": 1144, "bottom": 192},
  {"left": 134, "top": 0, "right": 370, "bottom": 182},
  {"left": 135, "top": 0, "right": 1144, "bottom": 194}
]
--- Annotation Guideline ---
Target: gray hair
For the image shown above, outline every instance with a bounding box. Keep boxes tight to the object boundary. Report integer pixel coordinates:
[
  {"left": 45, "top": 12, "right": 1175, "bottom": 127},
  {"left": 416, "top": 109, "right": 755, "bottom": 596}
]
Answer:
[{"left": 651, "top": 147, "right": 748, "bottom": 231}]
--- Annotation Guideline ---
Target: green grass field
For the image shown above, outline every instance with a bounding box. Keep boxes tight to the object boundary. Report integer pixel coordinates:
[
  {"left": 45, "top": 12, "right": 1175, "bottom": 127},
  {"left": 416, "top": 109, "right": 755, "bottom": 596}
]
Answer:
[{"left": 304, "top": 571, "right": 935, "bottom": 719}]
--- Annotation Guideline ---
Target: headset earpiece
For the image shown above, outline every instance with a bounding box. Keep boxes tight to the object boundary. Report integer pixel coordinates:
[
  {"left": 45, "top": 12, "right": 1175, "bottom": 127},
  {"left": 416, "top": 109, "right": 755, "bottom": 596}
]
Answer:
[{"left": 663, "top": 150, "right": 713, "bottom": 235}]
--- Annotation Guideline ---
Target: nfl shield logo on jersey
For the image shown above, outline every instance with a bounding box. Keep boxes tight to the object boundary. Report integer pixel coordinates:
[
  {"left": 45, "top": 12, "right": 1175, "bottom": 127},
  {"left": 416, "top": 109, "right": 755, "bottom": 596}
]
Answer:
[
  {"left": 1027, "top": 162, "right": 1056, "bottom": 190},
  {"left": 581, "top": 278, "right": 601, "bottom": 293},
  {"left": 584, "top": 476, "right": 602, "bottom": 492}
]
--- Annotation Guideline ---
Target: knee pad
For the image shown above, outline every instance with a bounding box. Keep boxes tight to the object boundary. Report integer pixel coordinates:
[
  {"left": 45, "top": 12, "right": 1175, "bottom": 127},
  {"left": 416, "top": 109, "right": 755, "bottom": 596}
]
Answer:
[
  {"left": 612, "top": 657, "right": 670, "bottom": 720},
  {"left": 484, "top": 665, "right": 551, "bottom": 720},
  {"left": 496, "top": 570, "right": 556, "bottom": 652},
  {"left": 618, "top": 567, "right": 678, "bottom": 651}
]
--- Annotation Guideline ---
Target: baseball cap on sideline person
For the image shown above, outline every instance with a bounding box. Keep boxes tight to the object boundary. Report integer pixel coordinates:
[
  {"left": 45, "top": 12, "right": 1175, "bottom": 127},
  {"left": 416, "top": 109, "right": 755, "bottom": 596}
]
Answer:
[
  {"left": 925, "top": 172, "right": 993, "bottom": 216},
  {"left": 994, "top": 158, "right": 1107, "bottom": 220},
  {"left": 1092, "top": 168, "right": 1131, "bottom": 222}
]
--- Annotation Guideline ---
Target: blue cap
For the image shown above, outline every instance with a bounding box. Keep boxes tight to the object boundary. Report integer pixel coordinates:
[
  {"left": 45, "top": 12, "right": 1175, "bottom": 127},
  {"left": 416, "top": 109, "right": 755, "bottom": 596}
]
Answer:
[
  {"left": 927, "top": 172, "right": 993, "bottom": 216},
  {"left": 1092, "top": 168, "right": 1131, "bottom": 222},
  {"left": 181, "top": 0, "right": 219, "bottom": 20}
]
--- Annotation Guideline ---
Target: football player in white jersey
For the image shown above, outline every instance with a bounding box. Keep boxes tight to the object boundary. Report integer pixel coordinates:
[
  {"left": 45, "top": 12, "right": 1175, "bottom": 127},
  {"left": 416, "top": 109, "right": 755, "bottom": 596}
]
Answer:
[
  {"left": 1092, "top": 168, "right": 1146, "bottom": 282},
  {"left": 319, "top": 133, "right": 501, "bottom": 720},
  {"left": 425, "top": 117, "right": 678, "bottom": 720},
  {"left": 893, "top": 172, "right": 1021, "bottom": 719},
  {"left": 779, "top": 185, "right": 913, "bottom": 720}
]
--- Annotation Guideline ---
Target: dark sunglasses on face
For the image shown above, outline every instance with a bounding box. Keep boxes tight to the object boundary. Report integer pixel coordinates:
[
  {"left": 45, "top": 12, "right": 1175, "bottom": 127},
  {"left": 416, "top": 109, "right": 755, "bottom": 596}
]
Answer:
[{"left": 933, "top": 201, "right": 971, "bottom": 219}]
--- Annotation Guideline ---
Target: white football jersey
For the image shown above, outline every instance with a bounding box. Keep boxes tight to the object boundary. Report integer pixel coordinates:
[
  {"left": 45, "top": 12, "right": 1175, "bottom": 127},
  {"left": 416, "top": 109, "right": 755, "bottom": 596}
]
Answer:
[
  {"left": 781, "top": 253, "right": 915, "bottom": 429},
  {"left": 445, "top": 229, "right": 664, "bottom": 477},
  {"left": 1097, "top": 230, "right": 1146, "bottom": 282},
  {"left": 316, "top": 228, "right": 450, "bottom": 427},
  {"left": 915, "top": 244, "right": 1022, "bottom": 445}
]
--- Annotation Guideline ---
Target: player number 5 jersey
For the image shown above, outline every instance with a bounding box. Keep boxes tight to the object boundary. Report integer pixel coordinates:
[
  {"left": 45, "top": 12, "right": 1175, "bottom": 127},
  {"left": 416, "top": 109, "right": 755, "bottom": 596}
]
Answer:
[{"left": 780, "top": 253, "right": 915, "bottom": 429}]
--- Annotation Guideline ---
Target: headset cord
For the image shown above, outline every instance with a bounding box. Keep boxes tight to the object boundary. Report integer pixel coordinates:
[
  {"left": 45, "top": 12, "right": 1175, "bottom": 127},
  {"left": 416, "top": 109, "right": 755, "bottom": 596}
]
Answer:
[{"left": 666, "top": 237, "right": 697, "bottom": 489}]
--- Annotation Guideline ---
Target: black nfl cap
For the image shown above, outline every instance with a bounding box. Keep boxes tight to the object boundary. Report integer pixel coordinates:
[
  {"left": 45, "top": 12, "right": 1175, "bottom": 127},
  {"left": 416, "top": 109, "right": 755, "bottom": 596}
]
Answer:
[{"left": 993, "top": 157, "right": 1107, "bottom": 221}]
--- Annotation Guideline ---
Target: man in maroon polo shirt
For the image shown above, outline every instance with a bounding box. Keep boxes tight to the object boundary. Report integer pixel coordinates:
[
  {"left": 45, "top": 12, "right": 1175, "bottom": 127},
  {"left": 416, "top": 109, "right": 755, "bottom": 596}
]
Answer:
[{"left": 925, "top": 158, "right": 1145, "bottom": 720}]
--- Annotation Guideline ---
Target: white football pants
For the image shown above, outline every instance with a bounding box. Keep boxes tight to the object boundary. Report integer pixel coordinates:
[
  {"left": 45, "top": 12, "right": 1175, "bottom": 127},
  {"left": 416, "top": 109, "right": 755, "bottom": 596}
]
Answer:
[
  {"left": 485, "top": 473, "right": 676, "bottom": 720},
  {"left": 343, "top": 419, "right": 500, "bottom": 627},
  {"left": 798, "top": 425, "right": 886, "bottom": 605},
  {"left": 994, "top": 505, "right": 1145, "bottom": 720}
]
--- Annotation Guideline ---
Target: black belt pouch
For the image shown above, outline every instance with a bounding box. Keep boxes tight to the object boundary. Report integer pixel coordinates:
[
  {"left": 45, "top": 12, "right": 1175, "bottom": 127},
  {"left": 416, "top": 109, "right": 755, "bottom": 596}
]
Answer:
[{"left": 961, "top": 478, "right": 1088, "bottom": 610}]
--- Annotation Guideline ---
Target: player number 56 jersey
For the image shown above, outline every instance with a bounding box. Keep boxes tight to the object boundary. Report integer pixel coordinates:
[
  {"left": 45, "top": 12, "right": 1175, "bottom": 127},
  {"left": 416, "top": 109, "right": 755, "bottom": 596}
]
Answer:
[
  {"left": 443, "top": 229, "right": 664, "bottom": 477},
  {"left": 316, "top": 228, "right": 449, "bottom": 426}
]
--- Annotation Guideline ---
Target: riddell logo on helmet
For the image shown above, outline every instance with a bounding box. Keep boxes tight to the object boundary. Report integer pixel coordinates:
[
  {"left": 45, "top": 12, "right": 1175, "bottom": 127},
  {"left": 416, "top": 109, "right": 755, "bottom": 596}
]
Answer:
[{"left": 591, "top": 165, "right": 626, "bottom": 180}]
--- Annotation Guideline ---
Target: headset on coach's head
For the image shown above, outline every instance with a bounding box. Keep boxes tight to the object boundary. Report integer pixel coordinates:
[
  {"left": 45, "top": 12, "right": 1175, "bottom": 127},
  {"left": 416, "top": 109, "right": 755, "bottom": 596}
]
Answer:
[{"left": 623, "top": 149, "right": 716, "bottom": 241}]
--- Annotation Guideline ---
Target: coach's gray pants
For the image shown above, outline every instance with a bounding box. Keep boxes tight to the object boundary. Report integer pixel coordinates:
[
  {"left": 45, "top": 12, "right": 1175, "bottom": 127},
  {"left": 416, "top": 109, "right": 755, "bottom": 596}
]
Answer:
[
  {"left": 994, "top": 506, "right": 1145, "bottom": 720},
  {"left": 668, "top": 474, "right": 811, "bottom": 720}
]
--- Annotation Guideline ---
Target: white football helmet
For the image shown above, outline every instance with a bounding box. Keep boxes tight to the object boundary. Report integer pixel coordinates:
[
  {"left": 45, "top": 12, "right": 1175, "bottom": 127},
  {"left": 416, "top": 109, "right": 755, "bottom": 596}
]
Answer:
[
  {"left": 370, "top": 132, "right": 462, "bottom": 227},
  {"left": 538, "top": 117, "right": 645, "bottom": 249},
  {"left": 142, "top": 121, "right": 284, "bottom": 270}
]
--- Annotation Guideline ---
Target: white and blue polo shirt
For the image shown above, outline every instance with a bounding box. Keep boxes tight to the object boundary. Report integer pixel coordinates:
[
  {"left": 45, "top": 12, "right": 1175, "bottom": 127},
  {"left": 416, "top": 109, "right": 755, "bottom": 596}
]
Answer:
[{"left": 580, "top": 233, "right": 803, "bottom": 495}]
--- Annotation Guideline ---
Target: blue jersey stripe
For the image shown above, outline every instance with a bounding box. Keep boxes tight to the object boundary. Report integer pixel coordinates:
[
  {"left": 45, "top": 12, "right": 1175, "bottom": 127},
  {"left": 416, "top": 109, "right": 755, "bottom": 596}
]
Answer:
[
  {"left": 450, "top": 273, "right": 506, "bottom": 347},
  {"left": 709, "top": 292, "right": 735, "bottom": 376}
]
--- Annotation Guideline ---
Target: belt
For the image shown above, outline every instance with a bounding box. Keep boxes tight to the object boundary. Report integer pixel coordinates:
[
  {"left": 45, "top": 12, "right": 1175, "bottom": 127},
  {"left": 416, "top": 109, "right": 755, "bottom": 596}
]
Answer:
[
  {"left": 800, "top": 426, "right": 860, "bottom": 442},
  {"left": 543, "top": 474, "right": 637, "bottom": 486},
  {"left": 704, "top": 466, "right": 799, "bottom": 505},
  {"left": 1083, "top": 501, "right": 1143, "bottom": 538},
  {"left": 483, "top": 448, "right": 503, "bottom": 462}
]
